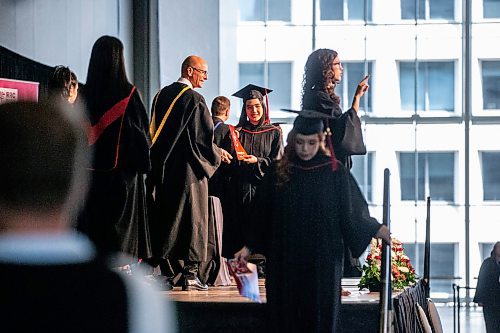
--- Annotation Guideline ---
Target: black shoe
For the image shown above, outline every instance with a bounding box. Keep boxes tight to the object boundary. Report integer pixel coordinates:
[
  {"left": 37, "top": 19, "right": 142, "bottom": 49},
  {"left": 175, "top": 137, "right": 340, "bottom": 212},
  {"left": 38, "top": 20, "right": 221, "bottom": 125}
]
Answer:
[{"left": 182, "top": 277, "right": 208, "bottom": 291}]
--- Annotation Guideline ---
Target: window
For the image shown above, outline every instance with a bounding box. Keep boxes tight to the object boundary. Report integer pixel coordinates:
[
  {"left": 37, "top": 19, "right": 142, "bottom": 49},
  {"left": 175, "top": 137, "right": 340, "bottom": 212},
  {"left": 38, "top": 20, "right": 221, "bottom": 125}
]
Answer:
[
  {"left": 239, "top": 62, "right": 292, "bottom": 111},
  {"left": 351, "top": 153, "right": 373, "bottom": 202},
  {"left": 401, "top": 0, "right": 454, "bottom": 20},
  {"left": 399, "top": 152, "right": 455, "bottom": 202},
  {"left": 481, "top": 152, "right": 500, "bottom": 200},
  {"left": 484, "top": 0, "right": 500, "bottom": 18},
  {"left": 482, "top": 61, "right": 500, "bottom": 110},
  {"left": 405, "top": 243, "right": 457, "bottom": 296},
  {"left": 239, "top": 0, "right": 291, "bottom": 22},
  {"left": 479, "top": 242, "right": 496, "bottom": 261},
  {"left": 320, "top": 0, "right": 372, "bottom": 21},
  {"left": 337, "top": 62, "right": 373, "bottom": 113},
  {"left": 399, "top": 61, "right": 455, "bottom": 112}
]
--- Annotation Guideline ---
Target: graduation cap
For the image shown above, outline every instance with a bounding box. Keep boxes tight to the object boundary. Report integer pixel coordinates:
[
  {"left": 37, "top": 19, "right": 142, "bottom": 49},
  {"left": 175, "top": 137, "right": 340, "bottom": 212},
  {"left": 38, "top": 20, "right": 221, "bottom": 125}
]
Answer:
[{"left": 233, "top": 84, "right": 273, "bottom": 124}]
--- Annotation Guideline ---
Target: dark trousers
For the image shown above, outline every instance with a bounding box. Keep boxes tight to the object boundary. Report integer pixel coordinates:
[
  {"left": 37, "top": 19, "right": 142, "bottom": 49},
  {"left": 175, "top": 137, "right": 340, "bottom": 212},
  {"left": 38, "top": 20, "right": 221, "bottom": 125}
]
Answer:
[{"left": 483, "top": 305, "right": 500, "bottom": 333}]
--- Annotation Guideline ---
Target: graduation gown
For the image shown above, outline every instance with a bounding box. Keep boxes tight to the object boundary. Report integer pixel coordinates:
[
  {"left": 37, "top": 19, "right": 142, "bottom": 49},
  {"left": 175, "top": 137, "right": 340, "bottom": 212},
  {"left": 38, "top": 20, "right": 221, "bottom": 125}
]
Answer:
[
  {"left": 221, "top": 121, "right": 283, "bottom": 257},
  {"left": 249, "top": 154, "right": 381, "bottom": 333},
  {"left": 149, "top": 82, "right": 221, "bottom": 262},
  {"left": 473, "top": 256, "right": 500, "bottom": 332},
  {"left": 302, "top": 90, "right": 366, "bottom": 169},
  {"left": 208, "top": 116, "right": 231, "bottom": 199},
  {"left": 81, "top": 88, "right": 152, "bottom": 259}
]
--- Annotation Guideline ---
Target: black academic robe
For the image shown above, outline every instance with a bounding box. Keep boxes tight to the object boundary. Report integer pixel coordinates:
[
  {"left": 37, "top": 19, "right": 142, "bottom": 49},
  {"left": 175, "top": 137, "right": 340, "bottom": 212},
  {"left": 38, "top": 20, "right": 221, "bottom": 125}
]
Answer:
[
  {"left": 221, "top": 121, "right": 283, "bottom": 257},
  {"left": 302, "top": 90, "right": 366, "bottom": 169},
  {"left": 81, "top": 88, "right": 152, "bottom": 260},
  {"left": 208, "top": 116, "right": 231, "bottom": 199},
  {"left": 149, "top": 82, "right": 221, "bottom": 262},
  {"left": 474, "top": 257, "right": 500, "bottom": 332},
  {"left": 249, "top": 154, "right": 381, "bottom": 333}
]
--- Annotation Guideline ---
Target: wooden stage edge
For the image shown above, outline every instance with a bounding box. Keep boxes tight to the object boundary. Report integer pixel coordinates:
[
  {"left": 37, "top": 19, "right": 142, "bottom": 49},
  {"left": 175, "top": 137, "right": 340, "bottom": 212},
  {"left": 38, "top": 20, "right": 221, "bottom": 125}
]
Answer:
[{"left": 163, "top": 278, "right": 390, "bottom": 332}]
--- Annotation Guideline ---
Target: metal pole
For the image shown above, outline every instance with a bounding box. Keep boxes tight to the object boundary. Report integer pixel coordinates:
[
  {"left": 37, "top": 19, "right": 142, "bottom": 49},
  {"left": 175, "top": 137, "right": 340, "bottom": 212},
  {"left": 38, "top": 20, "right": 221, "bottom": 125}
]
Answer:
[
  {"left": 457, "top": 285, "right": 461, "bottom": 333},
  {"left": 423, "top": 197, "right": 431, "bottom": 298},
  {"left": 379, "top": 169, "right": 393, "bottom": 333}
]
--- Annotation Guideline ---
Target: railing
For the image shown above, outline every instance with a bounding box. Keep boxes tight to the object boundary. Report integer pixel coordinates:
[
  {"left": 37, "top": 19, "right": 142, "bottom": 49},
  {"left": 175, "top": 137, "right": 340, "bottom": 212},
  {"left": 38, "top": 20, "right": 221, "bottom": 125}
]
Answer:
[{"left": 452, "top": 284, "right": 476, "bottom": 333}]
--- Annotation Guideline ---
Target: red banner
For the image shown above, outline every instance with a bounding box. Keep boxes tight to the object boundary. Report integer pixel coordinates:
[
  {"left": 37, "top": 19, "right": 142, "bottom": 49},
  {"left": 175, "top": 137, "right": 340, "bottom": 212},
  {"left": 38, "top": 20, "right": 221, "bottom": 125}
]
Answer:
[{"left": 229, "top": 125, "right": 248, "bottom": 160}]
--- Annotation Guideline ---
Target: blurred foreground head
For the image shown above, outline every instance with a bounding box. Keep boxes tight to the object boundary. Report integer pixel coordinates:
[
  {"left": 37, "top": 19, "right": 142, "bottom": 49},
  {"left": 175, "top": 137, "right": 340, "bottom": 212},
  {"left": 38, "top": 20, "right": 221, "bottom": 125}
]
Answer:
[{"left": 0, "top": 100, "right": 89, "bottom": 226}]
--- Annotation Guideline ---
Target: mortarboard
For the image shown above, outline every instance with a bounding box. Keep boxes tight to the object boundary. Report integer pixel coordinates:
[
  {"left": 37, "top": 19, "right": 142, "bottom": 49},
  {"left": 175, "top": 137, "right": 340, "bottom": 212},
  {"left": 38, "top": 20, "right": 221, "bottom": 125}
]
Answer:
[
  {"left": 232, "top": 84, "right": 273, "bottom": 101},
  {"left": 233, "top": 84, "right": 273, "bottom": 124}
]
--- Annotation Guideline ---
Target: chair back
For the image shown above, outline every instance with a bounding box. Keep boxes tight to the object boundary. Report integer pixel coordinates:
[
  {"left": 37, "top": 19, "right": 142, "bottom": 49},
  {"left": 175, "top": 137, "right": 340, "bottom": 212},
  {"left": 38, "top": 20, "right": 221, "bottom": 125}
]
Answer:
[
  {"left": 427, "top": 298, "right": 443, "bottom": 333},
  {"left": 416, "top": 302, "right": 432, "bottom": 333}
]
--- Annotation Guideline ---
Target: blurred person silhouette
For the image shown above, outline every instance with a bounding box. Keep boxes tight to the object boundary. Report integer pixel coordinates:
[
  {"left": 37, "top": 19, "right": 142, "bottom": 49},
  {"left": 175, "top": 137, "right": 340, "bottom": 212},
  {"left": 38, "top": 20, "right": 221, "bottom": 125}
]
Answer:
[
  {"left": 474, "top": 241, "right": 500, "bottom": 333},
  {"left": 79, "top": 36, "right": 152, "bottom": 269},
  {"left": 48, "top": 65, "right": 79, "bottom": 105},
  {"left": 0, "top": 100, "right": 175, "bottom": 333}
]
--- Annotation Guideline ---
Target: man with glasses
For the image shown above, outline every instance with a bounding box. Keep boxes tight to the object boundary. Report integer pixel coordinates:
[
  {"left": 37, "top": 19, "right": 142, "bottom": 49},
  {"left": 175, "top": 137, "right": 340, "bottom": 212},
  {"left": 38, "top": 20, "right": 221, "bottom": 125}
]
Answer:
[{"left": 148, "top": 55, "right": 232, "bottom": 291}]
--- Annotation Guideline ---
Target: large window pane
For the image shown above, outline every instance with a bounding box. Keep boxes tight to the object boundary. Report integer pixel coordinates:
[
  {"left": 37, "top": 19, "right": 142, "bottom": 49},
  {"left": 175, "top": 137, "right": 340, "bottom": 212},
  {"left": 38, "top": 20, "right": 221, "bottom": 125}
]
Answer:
[
  {"left": 482, "top": 61, "right": 500, "bottom": 110},
  {"left": 239, "top": 63, "right": 265, "bottom": 88},
  {"left": 239, "top": 0, "right": 264, "bottom": 21},
  {"left": 268, "top": 62, "right": 292, "bottom": 110},
  {"left": 320, "top": 0, "right": 343, "bottom": 20},
  {"left": 430, "top": 0, "right": 454, "bottom": 20},
  {"left": 269, "top": 0, "right": 291, "bottom": 21},
  {"left": 351, "top": 153, "right": 373, "bottom": 202},
  {"left": 337, "top": 62, "right": 372, "bottom": 112},
  {"left": 348, "top": 0, "right": 372, "bottom": 20},
  {"left": 484, "top": 0, "right": 500, "bottom": 18},
  {"left": 405, "top": 243, "right": 457, "bottom": 297},
  {"left": 401, "top": 0, "right": 425, "bottom": 20},
  {"left": 482, "top": 152, "right": 500, "bottom": 200},
  {"left": 400, "top": 61, "right": 454, "bottom": 112},
  {"left": 239, "top": 62, "right": 291, "bottom": 111},
  {"left": 399, "top": 152, "right": 455, "bottom": 202}
]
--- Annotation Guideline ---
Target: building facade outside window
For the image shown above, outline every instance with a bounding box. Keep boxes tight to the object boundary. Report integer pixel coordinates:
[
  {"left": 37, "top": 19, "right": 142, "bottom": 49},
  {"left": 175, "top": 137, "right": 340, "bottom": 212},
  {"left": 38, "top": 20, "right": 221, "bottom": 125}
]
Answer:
[
  {"left": 399, "top": 152, "right": 455, "bottom": 202},
  {"left": 319, "top": 0, "right": 372, "bottom": 21},
  {"left": 401, "top": 0, "right": 455, "bottom": 20},
  {"left": 481, "top": 152, "right": 500, "bottom": 201},
  {"left": 481, "top": 61, "right": 500, "bottom": 110},
  {"left": 238, "top": 0, "right": 291, "bottom": 22},
  {"left": 337, "top": 62, "right": 373, "bottom": 113},
  {"left": 483, "top": 0, "right": 500, "bottom": 18},
  {"left": 239, "top": 62, "right": 292, "bottom": 111},
  {"left": 351, "top": 152, "right": 373, "bottom": 202},
  {"left": 399, "top": 61, "right": 455, "bottom": 113}
]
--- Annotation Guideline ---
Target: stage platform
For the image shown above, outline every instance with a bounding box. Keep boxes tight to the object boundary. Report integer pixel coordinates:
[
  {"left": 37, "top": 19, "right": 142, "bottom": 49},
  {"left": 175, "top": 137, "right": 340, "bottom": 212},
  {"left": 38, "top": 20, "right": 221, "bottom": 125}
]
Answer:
[{"left": 164, "top": 279, "right": 394, "bottom": 333}]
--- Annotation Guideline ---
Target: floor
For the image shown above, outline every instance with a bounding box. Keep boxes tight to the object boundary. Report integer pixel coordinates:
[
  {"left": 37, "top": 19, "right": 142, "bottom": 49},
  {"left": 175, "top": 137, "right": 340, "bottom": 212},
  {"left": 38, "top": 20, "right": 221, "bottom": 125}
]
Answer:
[{"left": 437, "top": 304, "right": 486, "bottom": 333}]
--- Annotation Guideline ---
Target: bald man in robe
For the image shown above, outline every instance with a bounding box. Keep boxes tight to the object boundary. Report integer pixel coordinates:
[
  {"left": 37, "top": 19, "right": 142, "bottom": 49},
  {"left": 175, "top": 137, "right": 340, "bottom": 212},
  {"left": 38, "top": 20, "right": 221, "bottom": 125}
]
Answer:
[{"left": 147, "top": 55, "right": 231, "bottom": 291}]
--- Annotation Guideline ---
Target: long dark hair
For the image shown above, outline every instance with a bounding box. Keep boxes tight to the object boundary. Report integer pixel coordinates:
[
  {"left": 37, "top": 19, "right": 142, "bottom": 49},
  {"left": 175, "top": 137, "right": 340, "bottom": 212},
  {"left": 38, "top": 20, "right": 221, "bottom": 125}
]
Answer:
[
  {"left": 276, "top": 129, "right": 329, "bottom": 187},
  {"left": 84, "top": 36, "right": 132, "bottom": 118},
  {"left": 301, "top": 48, "right": 340, "bottom": 106}
]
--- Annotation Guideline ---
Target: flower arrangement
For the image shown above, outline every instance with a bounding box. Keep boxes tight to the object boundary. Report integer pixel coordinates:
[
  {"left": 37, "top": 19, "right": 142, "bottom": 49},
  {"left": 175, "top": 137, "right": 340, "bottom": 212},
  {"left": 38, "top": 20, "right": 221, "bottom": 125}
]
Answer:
[{"left": 358, "top": 237, "right": 417, "bottom": 291}]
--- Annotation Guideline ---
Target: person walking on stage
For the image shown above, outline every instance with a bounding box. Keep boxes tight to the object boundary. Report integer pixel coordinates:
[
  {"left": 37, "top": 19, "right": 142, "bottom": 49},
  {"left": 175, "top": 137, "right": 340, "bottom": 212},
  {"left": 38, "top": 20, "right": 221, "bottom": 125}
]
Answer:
[
  {"left": 235, "top": 112, "right": 390, "bottom": 333},
  {"left": 148, "top": 55, "right": 232, "bottom": 291}
]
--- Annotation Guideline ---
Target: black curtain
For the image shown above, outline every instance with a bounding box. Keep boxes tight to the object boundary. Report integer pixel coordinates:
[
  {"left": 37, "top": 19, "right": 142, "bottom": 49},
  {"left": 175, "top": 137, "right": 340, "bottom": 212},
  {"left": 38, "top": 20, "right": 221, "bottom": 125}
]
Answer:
[{"left": 0, "top": 45, "right": 55, "bottom": 101}]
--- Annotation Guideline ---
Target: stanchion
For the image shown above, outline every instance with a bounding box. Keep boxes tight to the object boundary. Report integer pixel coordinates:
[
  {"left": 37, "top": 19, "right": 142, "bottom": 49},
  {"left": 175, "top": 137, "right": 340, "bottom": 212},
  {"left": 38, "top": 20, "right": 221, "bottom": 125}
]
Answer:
[{"left": 379, "top": 168, "right": 393, "bottom": 333}]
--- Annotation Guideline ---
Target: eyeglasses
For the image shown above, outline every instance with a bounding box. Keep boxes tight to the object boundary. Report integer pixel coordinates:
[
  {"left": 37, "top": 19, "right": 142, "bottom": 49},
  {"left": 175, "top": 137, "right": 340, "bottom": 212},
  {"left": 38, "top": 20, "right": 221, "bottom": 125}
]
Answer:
[{"left": 191, "top": 67, "right": 208, "bottom": 76}]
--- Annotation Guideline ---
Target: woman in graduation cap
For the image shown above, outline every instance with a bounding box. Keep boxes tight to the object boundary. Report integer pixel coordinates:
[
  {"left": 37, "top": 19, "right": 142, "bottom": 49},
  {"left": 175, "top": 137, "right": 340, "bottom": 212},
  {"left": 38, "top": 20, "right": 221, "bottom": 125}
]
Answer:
[
  {"left": 302, "top": 48, "right": 369, "bottom": 169},
  {"left": 221, "top": 84, "right": 284, "bottom": 259},
  {"left": 235, "top": 113, "right": 390, "bottom": 333}
]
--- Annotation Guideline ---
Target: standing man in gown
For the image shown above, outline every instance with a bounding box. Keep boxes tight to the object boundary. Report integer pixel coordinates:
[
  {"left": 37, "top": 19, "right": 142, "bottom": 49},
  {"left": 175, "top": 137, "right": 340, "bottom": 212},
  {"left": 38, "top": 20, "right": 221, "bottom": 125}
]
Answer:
[{"left": 148, "top": 55, "right": 232, "bottom": 291}]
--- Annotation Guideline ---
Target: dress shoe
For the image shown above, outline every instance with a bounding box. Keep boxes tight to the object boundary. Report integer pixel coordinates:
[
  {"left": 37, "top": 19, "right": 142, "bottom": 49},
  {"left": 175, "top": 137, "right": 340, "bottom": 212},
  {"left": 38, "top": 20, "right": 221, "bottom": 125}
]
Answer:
[{"left": 182, "top": 277, "right": 208, "bottom": 291}]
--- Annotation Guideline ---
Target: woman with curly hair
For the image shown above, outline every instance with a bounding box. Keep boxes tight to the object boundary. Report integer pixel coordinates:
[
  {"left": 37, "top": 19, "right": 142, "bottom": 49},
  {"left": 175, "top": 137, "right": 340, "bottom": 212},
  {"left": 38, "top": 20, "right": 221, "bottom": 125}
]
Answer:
[
  {"left": 235, "top": 114, "right": 389, "bottom": 332},
  {"left": 48, "top": 65, "right": 79, "bottom": 104},
  {"left": 302, "top": 48, "right": 369, "bottom": 169}
]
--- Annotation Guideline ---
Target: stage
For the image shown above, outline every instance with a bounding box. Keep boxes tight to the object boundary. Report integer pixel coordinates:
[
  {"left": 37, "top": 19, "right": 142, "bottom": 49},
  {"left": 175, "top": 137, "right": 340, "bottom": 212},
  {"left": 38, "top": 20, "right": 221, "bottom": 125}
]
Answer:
[{"left": 163, "top": 279, "right": 414, "bottom": 333}]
